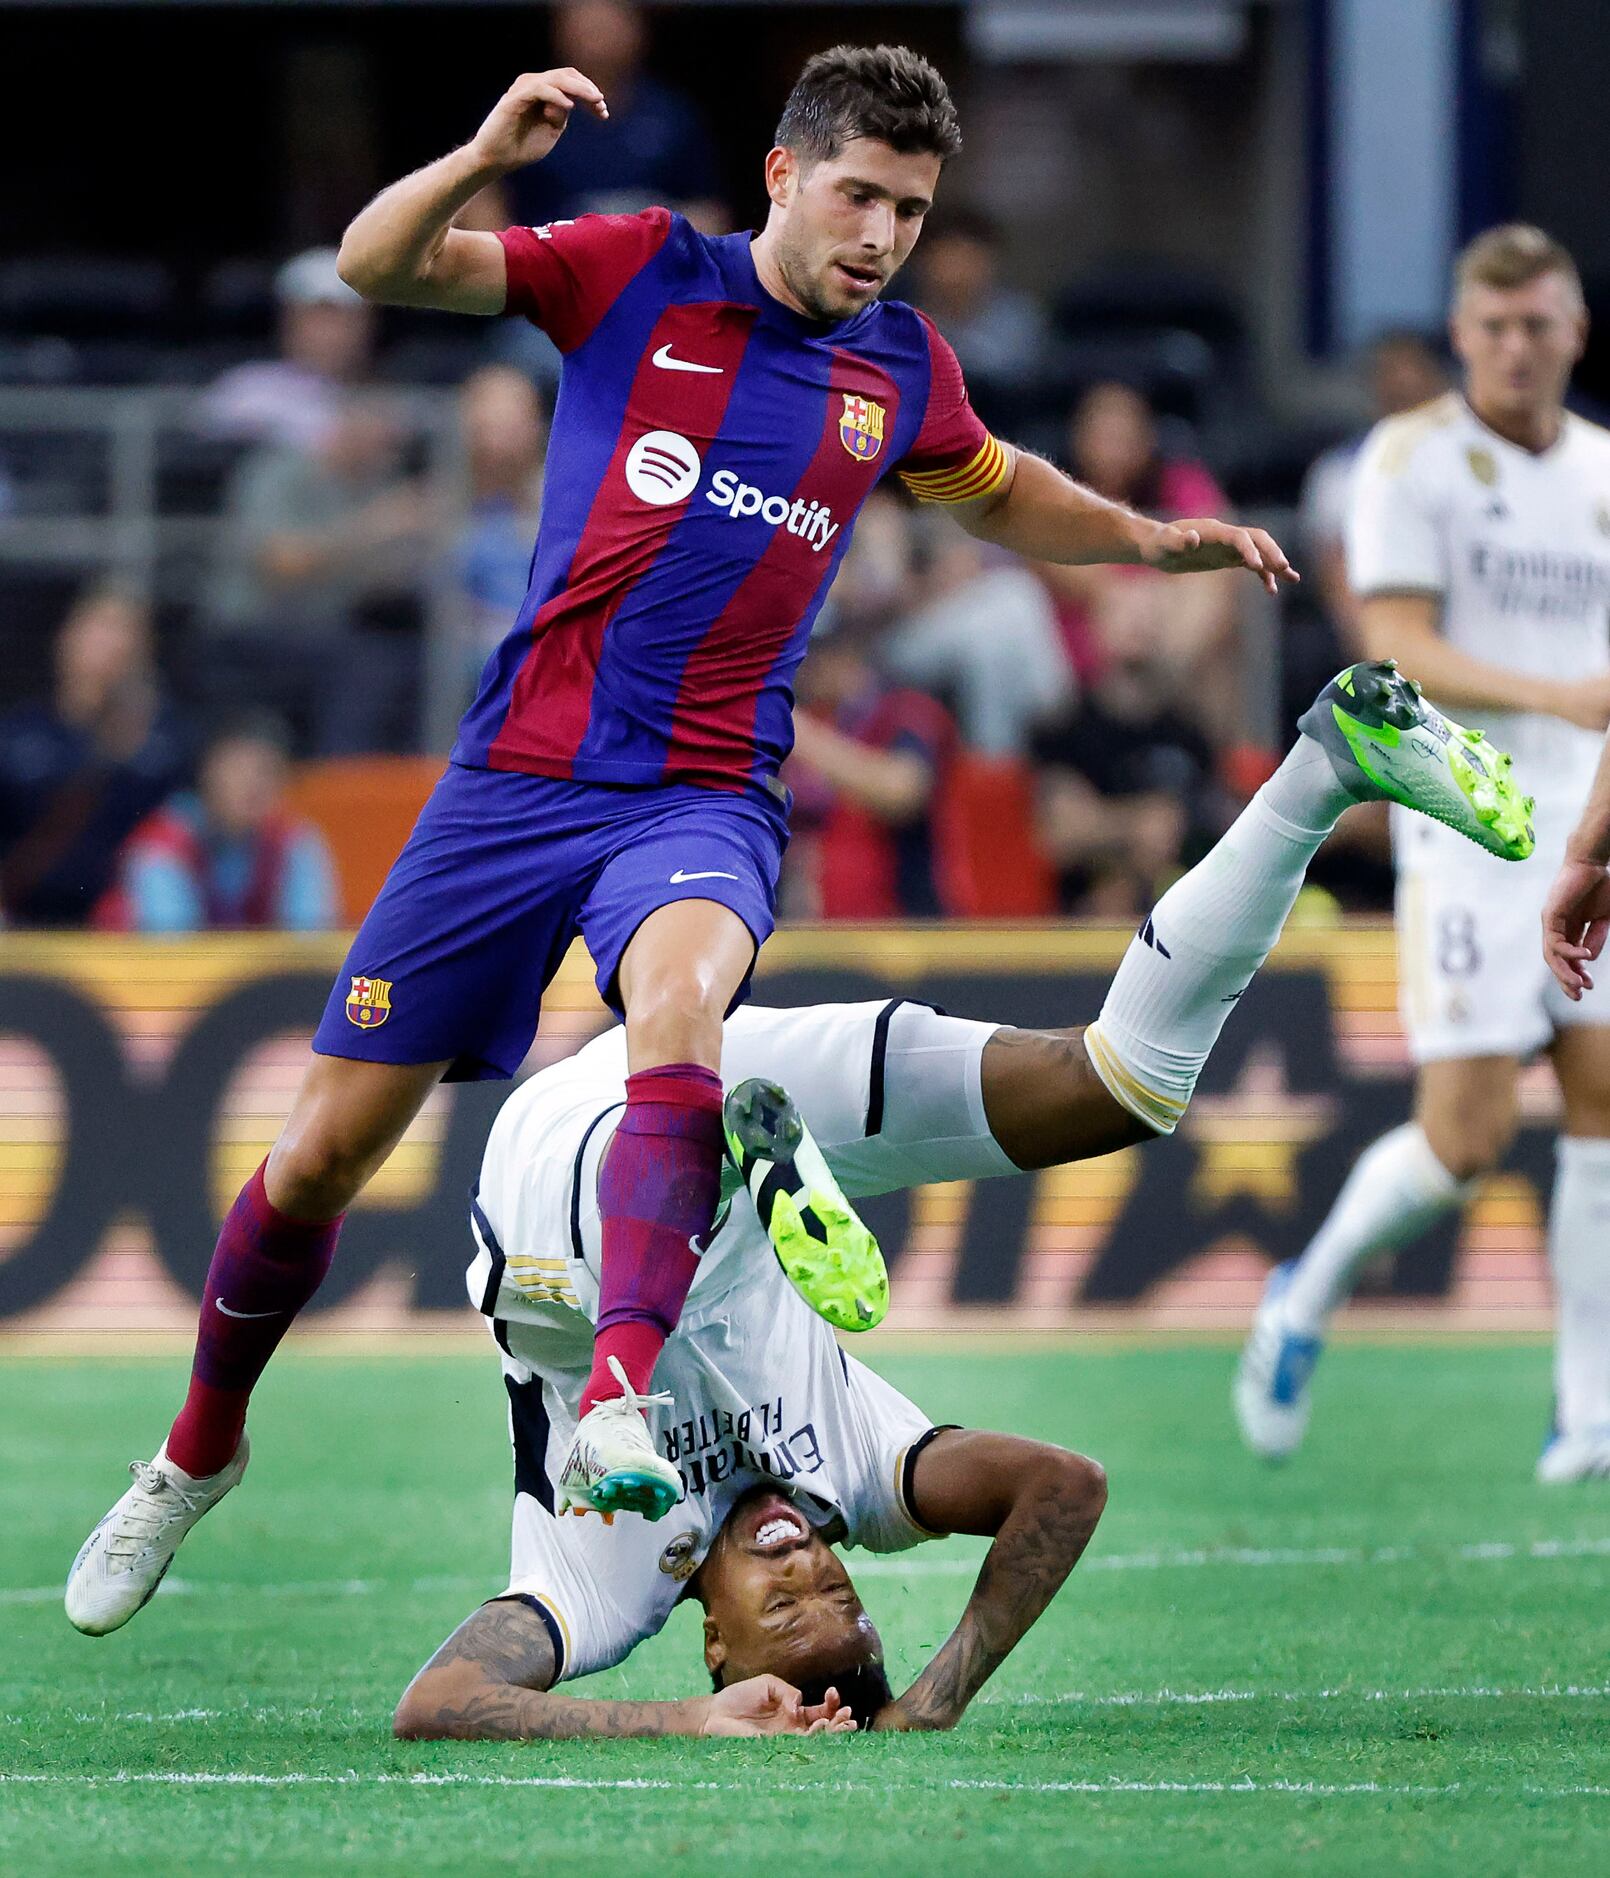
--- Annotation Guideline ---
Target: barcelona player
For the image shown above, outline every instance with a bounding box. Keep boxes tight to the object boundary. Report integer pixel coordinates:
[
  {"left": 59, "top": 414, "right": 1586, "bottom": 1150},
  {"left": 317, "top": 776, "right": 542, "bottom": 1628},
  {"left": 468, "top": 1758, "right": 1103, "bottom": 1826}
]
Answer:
[{"left": 67, "top": 43, "right": 1299, "bottom": 1634}]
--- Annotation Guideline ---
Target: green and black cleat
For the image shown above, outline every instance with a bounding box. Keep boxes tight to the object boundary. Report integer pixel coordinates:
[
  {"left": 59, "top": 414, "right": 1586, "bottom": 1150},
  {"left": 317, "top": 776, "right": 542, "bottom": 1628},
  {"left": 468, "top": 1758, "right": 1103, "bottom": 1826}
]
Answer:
[
  {"left": 1300, "top": 660, "right": 1535, "bottom": 861},
  {"left": 723, "top": 1078, "right": 889, "bottom": 1332}
]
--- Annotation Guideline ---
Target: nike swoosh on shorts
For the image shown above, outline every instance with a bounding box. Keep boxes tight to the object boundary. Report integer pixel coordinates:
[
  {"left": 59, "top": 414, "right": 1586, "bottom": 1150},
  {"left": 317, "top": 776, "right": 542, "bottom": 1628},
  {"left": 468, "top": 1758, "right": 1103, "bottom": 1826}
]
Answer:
[
  {"left": 652, "top": 345, "right": 723, "bottom": 374},
  {"left": 215, "top": 1300, "right": 281, "bottom": 1320},
  {"left": 670, "top": 868, "right": 740, "bottom": 883}
]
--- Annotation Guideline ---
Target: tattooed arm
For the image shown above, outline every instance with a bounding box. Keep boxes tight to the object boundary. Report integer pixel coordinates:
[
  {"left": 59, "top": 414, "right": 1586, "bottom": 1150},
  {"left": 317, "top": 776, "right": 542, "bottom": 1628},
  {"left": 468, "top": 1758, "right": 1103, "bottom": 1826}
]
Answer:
[
  {"left": 393, "top": 1597, "right": 853, "bottom": 1740},
  {"left": 874, "top": 1430, "right": 1108, "bottom": 1732}
]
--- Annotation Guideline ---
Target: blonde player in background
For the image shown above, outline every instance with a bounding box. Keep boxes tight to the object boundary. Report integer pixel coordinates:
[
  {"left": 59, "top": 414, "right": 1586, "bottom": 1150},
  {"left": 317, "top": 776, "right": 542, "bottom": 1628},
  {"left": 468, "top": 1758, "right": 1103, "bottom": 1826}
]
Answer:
[{"left": 1237, "top": 226, "right": 1610, "bottom": 1481}]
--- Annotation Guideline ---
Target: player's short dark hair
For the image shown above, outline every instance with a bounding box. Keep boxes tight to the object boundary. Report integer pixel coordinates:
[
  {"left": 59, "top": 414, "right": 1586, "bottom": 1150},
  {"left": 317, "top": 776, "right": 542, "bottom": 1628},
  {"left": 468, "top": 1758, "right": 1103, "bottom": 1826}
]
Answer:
[{"left": 775, "top": 44, "right": 962, "bottom": 167}]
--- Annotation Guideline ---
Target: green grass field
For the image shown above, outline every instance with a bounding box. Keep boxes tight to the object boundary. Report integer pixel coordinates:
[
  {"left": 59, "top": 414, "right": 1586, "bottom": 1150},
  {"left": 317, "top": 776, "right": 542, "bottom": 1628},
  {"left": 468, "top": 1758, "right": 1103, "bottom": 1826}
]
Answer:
[{"left": 3, "top": 1341, "right": 1608, "bottom": 1875}]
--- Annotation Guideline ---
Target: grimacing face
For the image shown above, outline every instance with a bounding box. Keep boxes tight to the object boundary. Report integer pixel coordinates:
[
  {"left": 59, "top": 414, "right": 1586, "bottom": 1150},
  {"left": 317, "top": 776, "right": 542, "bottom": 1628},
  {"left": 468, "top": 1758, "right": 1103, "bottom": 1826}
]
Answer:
[
  {"left": 1451, "top": 271, "right": 1586, "bottom": 430},
  {"left": 763, "top": 137, "right": 942, "bottom": 323},
  {"left": 694, "top": 1486, "right": 884, "bottom": 1693}
]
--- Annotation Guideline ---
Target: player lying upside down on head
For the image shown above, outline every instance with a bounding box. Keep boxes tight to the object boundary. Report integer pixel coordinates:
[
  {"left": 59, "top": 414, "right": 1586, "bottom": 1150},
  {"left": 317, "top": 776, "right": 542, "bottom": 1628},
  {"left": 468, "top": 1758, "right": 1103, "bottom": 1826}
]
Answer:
[{"left": 386, "top": 661, "right": 1537, "bottom": 1740}]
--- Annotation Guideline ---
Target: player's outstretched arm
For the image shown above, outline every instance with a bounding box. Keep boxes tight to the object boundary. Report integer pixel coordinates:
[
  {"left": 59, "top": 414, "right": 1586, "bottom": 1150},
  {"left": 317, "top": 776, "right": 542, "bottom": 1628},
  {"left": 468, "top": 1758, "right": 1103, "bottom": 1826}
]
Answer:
[
  {"left": 393, "top": 1597, "right": 852, "bottom": 1740},
  {"left": 336, "top": 69, "right": 608, "bottom": 314},
  {"left": 1544, "top": 732, "right": 1610, "bottom": 999},
  {"left": 955, "top": 449, "right": 1298, "bottom": 596},
  {"left": 873, "top": 1430, "right": 1107, "bottom": 1732},
  {"left": 1359, "top": 593, "right": 1610, "bottom": 729}
]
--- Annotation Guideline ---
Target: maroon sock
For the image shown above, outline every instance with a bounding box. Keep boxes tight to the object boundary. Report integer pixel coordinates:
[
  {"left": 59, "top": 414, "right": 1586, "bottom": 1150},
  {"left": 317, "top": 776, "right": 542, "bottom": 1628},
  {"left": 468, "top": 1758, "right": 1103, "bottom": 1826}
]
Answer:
[
  {"left": 579, "top": 1064, "right": 724, "bottom": 1415},
  {"left": 166, "top": 1162, "right": 342, "bottom": 1477}
]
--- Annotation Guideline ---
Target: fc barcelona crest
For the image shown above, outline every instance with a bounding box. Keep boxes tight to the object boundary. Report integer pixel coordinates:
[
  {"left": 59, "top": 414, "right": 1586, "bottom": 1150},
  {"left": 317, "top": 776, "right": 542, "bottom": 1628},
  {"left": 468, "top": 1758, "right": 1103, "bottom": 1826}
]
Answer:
[
  {"left": 345, "top": 975, "right": 393, "bottom": 1028},
  {"left": 839, "top": 394, "right": 886, "bottom": 462}
]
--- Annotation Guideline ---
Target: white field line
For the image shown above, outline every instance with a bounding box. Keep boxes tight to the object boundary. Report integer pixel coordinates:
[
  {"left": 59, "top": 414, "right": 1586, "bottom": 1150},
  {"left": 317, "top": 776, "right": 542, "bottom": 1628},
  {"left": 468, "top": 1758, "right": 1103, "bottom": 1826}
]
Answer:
[
  {"left": 7, "top": 1532, "right": 1610, "bottom": 1611},
  {"left": 991, "top": 1682, "right": 1610, "bottom": 1709},
  {"left": 1, "top": 1772, "right": 1609, "bottom": 1799},
  {"left": 3, "top": 1683, "right": 1607, "bottom": 1729}
]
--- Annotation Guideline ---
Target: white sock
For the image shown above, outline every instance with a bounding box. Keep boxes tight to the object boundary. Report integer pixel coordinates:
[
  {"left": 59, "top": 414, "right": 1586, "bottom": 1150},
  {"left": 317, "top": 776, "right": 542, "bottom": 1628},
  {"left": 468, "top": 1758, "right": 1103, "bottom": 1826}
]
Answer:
[
  {"left": 1280, "top": 1123, "right": 1472, "bottom": 1335},
  {"left": 1549, "top": 1136, "right": 1610, "bottom": 1435},
  {"left": 1083, "top": 739, "right": 1353, "bottom": 1133}
]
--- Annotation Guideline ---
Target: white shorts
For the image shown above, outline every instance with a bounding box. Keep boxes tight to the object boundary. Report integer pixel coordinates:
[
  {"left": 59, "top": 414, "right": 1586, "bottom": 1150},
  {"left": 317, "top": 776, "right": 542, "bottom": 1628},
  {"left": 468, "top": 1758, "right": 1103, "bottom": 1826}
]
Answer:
[
  {"left": 1395, "top": 812, "right": 1610, "bottom": 1063},
  {"left": 469, "top": 998, "right": 1017, "bottom": 1337}
]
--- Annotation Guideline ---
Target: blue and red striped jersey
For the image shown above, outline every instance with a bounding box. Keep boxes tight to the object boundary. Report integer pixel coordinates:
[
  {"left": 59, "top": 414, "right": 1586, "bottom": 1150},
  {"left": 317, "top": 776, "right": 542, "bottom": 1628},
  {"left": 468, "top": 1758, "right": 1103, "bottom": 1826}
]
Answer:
[{"left": 451, "top": 208, "right": 1008, "bottom": 793}]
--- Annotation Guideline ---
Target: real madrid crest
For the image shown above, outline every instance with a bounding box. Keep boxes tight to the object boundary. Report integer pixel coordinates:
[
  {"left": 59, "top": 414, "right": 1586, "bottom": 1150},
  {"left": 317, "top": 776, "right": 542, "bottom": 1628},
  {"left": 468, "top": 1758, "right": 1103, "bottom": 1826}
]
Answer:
[
  {"left": 658, "top": 1531, "right": 699, "bottom": 1581},
  {"left": 1466, "top": 446, "right": 1498, "bottom": 487}
]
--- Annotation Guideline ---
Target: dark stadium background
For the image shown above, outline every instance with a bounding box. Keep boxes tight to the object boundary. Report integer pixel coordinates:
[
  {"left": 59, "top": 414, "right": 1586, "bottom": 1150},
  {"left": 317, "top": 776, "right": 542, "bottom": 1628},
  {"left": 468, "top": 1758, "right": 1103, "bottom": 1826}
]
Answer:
[{"left": 0, "top": 0, "right": 1604, "bottom": 1334}]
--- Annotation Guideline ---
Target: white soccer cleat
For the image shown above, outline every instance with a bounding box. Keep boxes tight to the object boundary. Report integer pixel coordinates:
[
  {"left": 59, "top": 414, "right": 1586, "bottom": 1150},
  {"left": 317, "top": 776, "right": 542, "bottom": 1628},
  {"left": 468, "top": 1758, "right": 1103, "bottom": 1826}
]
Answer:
[
  {"left": 1536, "top": 1424, "right": 1610, "bottom": 1484},
  {"left": 557, "top": 1356, "right": 683, "bottom": 1523},
  {"left": 1234, "top": 1263, "right": 1324, "bottom": 1462},
  {"left": 65, "top": 1435, "right": 249, "bottom": 1636}
]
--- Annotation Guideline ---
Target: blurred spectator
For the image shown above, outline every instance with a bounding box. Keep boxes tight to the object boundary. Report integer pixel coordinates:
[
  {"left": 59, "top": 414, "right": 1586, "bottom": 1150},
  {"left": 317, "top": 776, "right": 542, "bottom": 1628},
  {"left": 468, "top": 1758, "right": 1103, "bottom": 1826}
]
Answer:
[
  {"left": 785, "top": 617, "right": 956, "bottom": 921},
  {"left": 1298, "top": 331, "right": 1448, "bottom": 656},
  {"left": 1030, "top": 573, "right": 1217, "bottom": 917},
  {"left": 878, "top": 505, "right": 1072, "bottom": 757},
  {"left": 1037, "top": 380, "right": 1243, "bottom": 739},
  {"left": 451, "top": 367, "right": 548, "bottom": 698},
  {"left": 0, "top": 586, "right": 191, "bottom": 927},
  {"left": 98, "top": 715, "right": 336, "bottom": 933},
  {"left": 201, "top": 392, "right": 433, "bottom": 754},
  {"left": 199, "top": 249, "right": 376, "bottom": 453},
  {"left": 483, "top": 3, "right": 726, "bottom": 234},
  {"left": 910, "top": 210, "right": 1047, "bottom": 424}
]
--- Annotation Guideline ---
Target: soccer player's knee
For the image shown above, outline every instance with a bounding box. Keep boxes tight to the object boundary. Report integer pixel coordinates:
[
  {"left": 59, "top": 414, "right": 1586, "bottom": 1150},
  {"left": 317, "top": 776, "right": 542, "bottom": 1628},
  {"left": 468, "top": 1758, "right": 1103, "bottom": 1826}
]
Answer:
[
  {"left": 268, "top": 1130, "right": 373, "bottom": 1217},
  {"left": 1423, "top": 1106, "right": 1513, "bottom": 1181},
  {"left": 625, "top": 963, "right": 729, "bottom": 1051}
]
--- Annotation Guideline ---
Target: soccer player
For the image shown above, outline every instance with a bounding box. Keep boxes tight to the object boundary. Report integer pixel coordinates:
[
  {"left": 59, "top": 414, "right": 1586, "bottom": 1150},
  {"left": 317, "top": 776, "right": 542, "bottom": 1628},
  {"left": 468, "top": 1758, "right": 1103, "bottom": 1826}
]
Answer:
[
  {"left": 388, "top": 661, "right": 1534, "bottom": 1739},
  {"left": 68, "top": 41, "right": 1298, "bottom": 1628},
  {"left": 68, "top": 655, "right": 1534, "bottom": 1637},
  {"left": 1235, "top": 226, "right": 1610, "bottom": 1479}
]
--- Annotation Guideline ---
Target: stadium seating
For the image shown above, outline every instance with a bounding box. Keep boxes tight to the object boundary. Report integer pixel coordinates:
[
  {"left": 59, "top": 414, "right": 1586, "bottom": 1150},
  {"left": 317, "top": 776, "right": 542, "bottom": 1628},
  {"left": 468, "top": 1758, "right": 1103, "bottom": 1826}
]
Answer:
[
  {"left": 939, "top": 750, "right": 1059, "bottom": 918},
  {"left": 282, "top": 754, "right": 442, "bottom": 926}
]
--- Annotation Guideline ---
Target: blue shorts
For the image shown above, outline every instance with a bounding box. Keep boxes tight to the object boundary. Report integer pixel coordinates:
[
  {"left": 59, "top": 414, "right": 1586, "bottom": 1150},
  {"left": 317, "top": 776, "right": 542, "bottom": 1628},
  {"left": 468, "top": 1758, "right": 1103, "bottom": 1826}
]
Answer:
[{"left": 312, "top": 763, "right": 788, "bottom": 1081}]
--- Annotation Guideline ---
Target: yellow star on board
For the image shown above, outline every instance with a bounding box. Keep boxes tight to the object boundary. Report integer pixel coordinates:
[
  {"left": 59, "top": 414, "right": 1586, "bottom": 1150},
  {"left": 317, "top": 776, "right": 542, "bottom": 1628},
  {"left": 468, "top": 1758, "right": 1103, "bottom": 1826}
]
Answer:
[{"left": 1183, "top": 1042, "right": 1337, "bottom": 1210}]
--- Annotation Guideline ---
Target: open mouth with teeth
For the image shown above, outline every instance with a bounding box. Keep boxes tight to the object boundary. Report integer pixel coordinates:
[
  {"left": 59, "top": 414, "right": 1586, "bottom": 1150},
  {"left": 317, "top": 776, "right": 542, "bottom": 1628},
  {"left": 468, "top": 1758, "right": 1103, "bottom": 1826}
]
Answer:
[{"left": 740, "top": 1489, "right": 812, "bottom": 1556}]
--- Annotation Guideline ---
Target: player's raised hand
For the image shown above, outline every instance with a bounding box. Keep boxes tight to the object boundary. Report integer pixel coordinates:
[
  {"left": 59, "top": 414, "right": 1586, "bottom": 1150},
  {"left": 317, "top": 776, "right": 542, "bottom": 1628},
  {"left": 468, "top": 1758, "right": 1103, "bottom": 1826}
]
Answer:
[
  {"left": 702, "top": 1675, "right": 856, "bottom": 1736},
  {"left": 1140, "top": 517, "right": 1300, "bottom": 597},
  {"left": 469, "top": 69, "right": 609, "bottom": 173},
  {"left": 1542, "top": 856, "right": 1610, "bottom": 999}
]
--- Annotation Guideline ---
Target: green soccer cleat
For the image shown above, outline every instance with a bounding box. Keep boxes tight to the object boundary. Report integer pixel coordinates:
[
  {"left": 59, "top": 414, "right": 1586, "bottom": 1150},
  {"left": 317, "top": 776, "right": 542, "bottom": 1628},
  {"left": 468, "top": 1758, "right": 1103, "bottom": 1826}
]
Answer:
[
  {"left": 724, "top": 1078, "right": 889, "bottom": 1332},
  {"left": 1299, "top": 660, "right": 1535, "bottom": 861}
]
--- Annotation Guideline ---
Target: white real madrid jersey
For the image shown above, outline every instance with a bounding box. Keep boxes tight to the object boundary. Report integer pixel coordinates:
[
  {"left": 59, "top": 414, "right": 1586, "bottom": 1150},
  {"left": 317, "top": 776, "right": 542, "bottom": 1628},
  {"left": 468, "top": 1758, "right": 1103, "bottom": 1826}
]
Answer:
[
  {"left": 1347, "top": 393, "right": 1610, "bottom": 835},
  {"left": 466, "top": 1002, "right": 979, "bottom": 1680}
]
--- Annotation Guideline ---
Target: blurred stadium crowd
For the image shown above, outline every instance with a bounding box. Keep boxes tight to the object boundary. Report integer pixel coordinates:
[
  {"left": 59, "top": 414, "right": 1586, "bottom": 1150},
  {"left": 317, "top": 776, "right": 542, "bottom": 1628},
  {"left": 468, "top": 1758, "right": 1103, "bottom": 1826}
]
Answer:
[{"left": 0, "top": 1, "right": 1462, "bottom": 935}]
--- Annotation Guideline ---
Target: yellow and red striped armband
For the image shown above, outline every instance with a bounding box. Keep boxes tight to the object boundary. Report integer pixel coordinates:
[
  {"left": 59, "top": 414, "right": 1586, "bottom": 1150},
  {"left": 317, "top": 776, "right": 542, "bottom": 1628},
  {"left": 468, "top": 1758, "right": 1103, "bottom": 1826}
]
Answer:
[{"left": 897, "top": 433, "right": 1010, "bottom": 505}]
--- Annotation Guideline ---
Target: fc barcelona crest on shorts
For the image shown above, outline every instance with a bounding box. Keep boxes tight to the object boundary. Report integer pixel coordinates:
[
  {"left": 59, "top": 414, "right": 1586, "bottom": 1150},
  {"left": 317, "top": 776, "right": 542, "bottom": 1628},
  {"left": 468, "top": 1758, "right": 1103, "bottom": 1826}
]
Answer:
[
  {"left": 839, "top": 393, "right": 886, "bottom": 462},
  {"left": 345, "top": 975, "right": 393, "bottom": 1028}
]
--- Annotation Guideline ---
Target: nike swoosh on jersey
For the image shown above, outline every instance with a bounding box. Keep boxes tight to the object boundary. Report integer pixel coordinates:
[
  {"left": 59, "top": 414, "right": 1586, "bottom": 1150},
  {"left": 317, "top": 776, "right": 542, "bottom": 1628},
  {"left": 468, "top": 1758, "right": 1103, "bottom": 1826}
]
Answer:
[
  {"left": 215, "top": 1299, "right": 281, "bottom": 1320},
  {"left": 652, "top": 345, "right": 723, "bottom": 374},
  {"left": 670, "top": 868, "right": 740, "bottom": 883}
]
